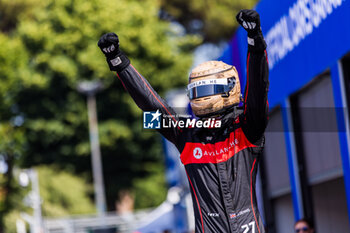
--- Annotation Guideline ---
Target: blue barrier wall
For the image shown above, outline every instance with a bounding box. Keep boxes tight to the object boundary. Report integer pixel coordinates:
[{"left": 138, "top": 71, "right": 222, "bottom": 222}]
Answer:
[
  {"left": 257, "top": 0, "right": 350, "bottom": 108},
  {"left": 225, "top": 0, "right": 350, "bottom": 108}
]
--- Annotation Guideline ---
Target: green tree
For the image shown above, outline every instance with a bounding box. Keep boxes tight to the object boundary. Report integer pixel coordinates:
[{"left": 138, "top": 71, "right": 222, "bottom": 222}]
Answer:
[
  {"left": 0, "top": 0, "right": 44, "bottom": 32},
  {"left": 3, "top": 166, "right": 95, "bottom": 233},
  {"left": 0, "top": 124, "right": 25, "bottom": 231},
  {"left": 0, "top": 33, "right": 29, "bottom": 230},
  {"left": 38, "top": 166, "right": 95, "bottom": 216},
  {"left": 160, "top": 0, "right": 257, "bottom": 43},
  {"left": 0, "top": 0, "right": 200, "bottom": 225}
]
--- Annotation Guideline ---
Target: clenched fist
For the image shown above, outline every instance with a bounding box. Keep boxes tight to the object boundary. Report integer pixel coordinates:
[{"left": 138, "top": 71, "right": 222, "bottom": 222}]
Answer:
[
  {"left": 236, "top": 9, "right": 261, "bottom": 36},
  {"left": 98, "top": 33, "right": 120, "bottom": 57},
  {"left": 98, "top": 33, "right": 130, "bottom": 72},
  {"left": 236, "top": 9, "right": 266, "bottom": 52}
]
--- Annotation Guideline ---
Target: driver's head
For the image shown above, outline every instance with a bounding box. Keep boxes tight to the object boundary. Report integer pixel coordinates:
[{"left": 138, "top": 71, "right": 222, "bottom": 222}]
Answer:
[{"left": 187, "top": 61, "right": 241, "bottom": 117}]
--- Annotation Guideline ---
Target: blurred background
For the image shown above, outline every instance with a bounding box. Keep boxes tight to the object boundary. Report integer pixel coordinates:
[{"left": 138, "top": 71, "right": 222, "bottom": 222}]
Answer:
[{"left": 1, "top": 0, "right": 350, "bottom": 233}]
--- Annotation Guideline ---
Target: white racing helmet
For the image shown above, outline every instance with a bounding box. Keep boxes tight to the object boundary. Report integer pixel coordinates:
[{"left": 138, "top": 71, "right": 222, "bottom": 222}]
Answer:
[{"left": 188, "top": 61, "right": 241, "bottom": 117}]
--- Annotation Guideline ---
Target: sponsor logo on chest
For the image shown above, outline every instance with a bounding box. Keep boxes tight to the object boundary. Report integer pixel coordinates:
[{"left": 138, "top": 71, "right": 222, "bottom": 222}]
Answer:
[{"left": 193, "top": 139, "right": 239, "bottom": 159}]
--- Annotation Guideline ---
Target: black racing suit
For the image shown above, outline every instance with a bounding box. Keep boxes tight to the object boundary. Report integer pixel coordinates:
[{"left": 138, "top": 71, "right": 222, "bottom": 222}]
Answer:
[{"left": 115, "top": 47, "right": 269, "bottom": 232}]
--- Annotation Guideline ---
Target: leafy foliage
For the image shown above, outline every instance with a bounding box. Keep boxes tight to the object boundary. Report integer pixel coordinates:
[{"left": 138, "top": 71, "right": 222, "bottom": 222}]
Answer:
[
  {"left": 0, "top": 0, "right": 44, "bottom": 32},
  {"left": 0, "top": 1, "right": 200, "bottom": 227},
  {"left": 0, "top": 124, "right": 27, "bottom": 230},
  {"left": 3, "top": 166, "right": 95, "bottom": 233},
  {"left": 132, "top": 163, "right": 168, "bottom": 209},
  {"left": 38, "top": 166, "right": 95, "bottom": 216},
  {"left": 160, "top": 0, "right": 257, "bottom": 43}
]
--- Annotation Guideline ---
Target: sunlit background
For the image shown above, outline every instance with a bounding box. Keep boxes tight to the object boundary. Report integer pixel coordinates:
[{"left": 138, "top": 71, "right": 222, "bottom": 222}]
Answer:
[{"left": 1, "top": 0, "right": 350, "bottom": 233}]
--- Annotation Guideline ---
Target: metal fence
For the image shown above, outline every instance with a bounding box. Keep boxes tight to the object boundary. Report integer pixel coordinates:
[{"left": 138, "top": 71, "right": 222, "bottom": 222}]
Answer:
[{"left": 42, "top": 209, "right": 154, "bottom": 233}]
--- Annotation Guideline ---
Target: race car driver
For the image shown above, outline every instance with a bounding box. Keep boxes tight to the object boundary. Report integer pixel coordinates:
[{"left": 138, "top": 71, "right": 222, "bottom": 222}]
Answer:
[{"left": 98, "top": 9, "right": 269, "bottom": 233}]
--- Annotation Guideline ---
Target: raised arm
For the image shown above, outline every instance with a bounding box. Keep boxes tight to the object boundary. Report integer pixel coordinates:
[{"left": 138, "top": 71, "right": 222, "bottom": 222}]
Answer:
[
  {"left": 97, "top": 33, "right": 181, "bottom": 144},
  {"left": 236, "top": 10, "right": 269, "bottom": 144}
]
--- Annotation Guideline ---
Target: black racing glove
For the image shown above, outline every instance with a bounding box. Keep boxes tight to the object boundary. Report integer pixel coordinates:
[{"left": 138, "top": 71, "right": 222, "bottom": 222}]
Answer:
[
  {"left": 98, "top": 32, "right": 130, "bottom": 72},
  {"left": 236, "top": 9, "right": 266, "bottom": 52}
]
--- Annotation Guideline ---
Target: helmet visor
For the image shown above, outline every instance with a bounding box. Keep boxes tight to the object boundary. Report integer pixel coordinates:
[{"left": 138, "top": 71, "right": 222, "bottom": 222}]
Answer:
[{"left": 187, "top": 77, "right": 236, "bottom": 100}]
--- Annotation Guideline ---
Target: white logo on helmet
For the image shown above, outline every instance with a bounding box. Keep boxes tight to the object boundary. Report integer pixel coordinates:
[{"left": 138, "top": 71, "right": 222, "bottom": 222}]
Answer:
[{"left": 193, "top": 147, "right": 203, "bottom": 159}]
